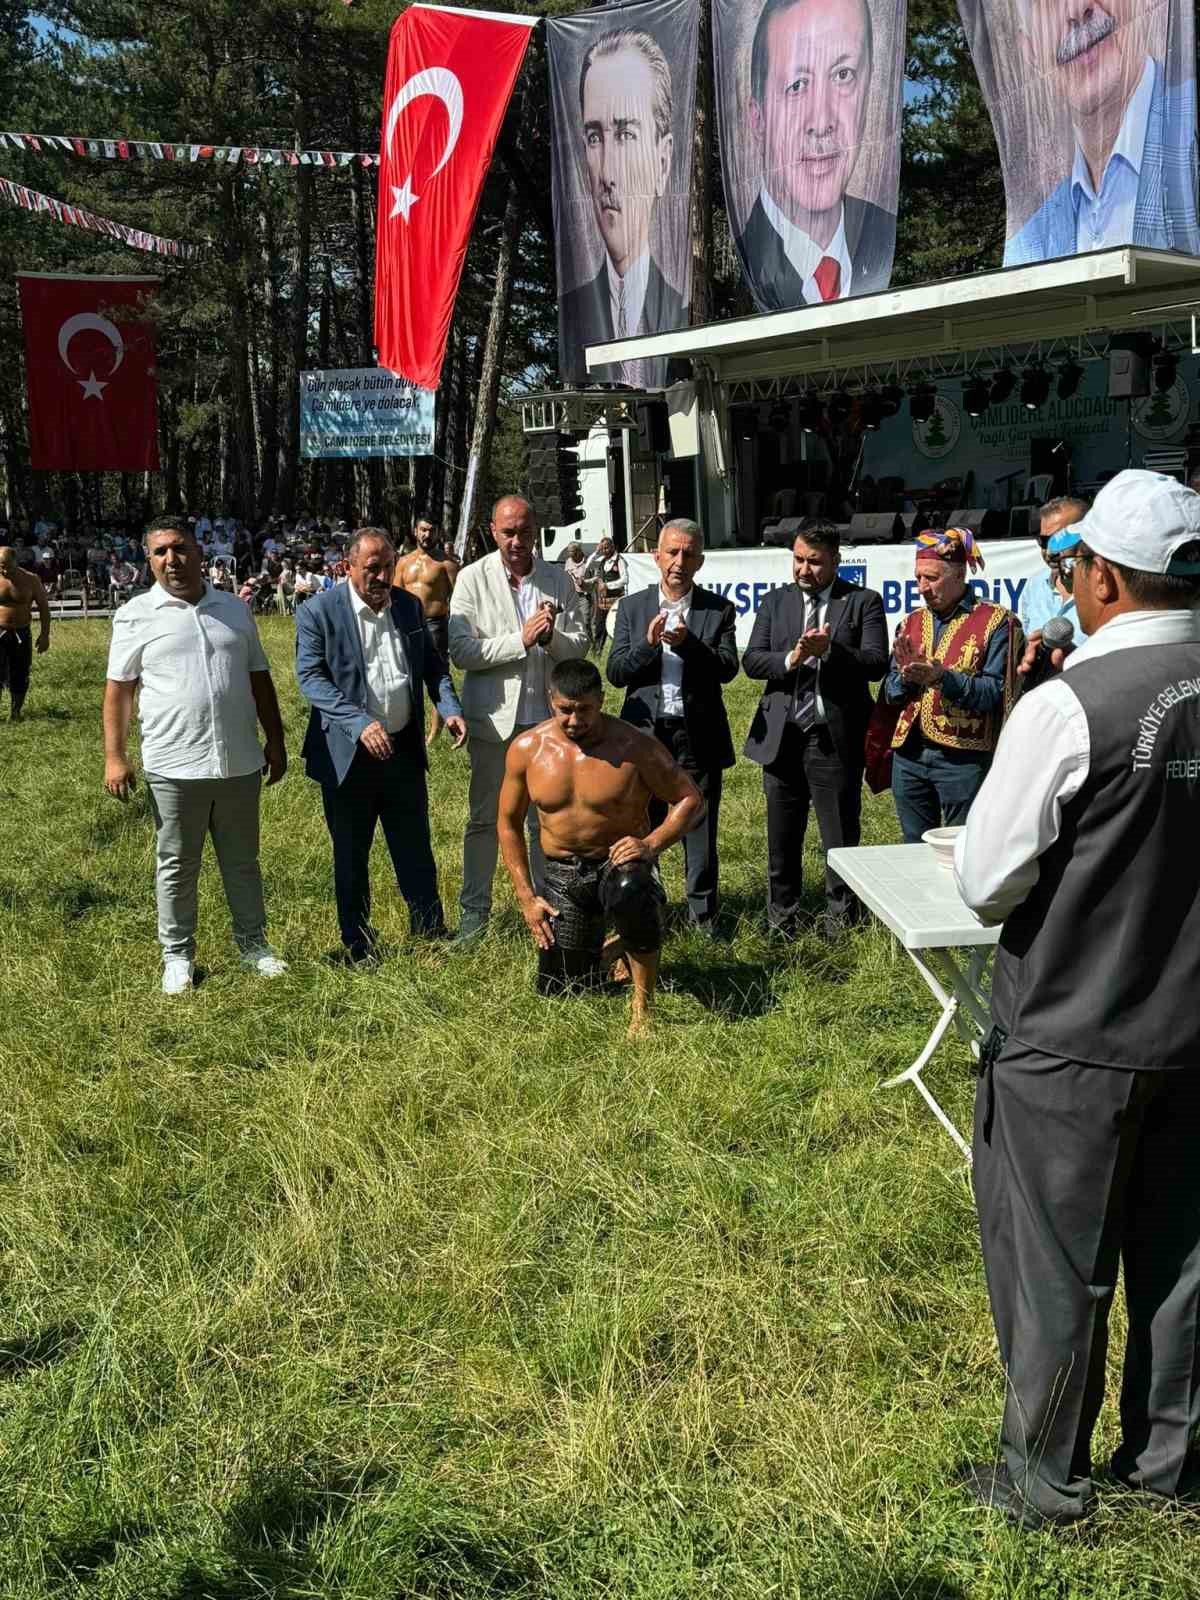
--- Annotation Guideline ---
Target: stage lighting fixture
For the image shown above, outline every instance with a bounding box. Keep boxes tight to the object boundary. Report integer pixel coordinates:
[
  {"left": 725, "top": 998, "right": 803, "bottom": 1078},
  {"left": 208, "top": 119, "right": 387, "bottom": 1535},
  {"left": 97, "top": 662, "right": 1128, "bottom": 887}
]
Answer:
[
  {"left": 1153, "top": 349, "right": 1178, "bottom": 392},
  {"left": 827, "top": 390, "right": 852, "bottom": 424},
  {"left": 880, "top": 384, "right": 905, "bottom": 417},
  {"left": 989, "top": 368, "right": 1016, "bottom": 405},
  {"left": 859, "top": 391, "right": 884, "bottom": 431},
  {"left": 799, "top": 394, "right": 824, "bottom": 432},
  {"left": 1021, "top": 367, "right": 1051, "bottom": 410},
  {"left": 963, "top": 378, "right": 990, "bottom": 417},
  {"left": 1056, "top": 360, "right": 1084, "bottom": 400},
  {"left": 909, "top": 385, "right": 936, "bottom": 424}
]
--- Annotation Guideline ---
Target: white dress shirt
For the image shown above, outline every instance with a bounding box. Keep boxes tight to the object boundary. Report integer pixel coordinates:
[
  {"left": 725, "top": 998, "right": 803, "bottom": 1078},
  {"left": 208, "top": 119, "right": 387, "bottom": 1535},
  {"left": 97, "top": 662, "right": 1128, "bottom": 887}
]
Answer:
[
  {"left": 657, "top": 584, "right": 693, "bottom": 719},
  {"left": 509, "top": 571, "right": 549, "bottom": 727},
  {"left": 348, "top": 584, "right": 412, "bottom": 734},
  {"left": 954, "top": 609, "right": 1200, "bottom": 924},
  {"left": 106, "top": 582, "right": 270, "bottom": 779},
  {"left": 759, "top": 186, "right": 852, "bottom": 302},
  {"left": 607, "top": 250, "right": 650, "bottom": 339},
  {"left": 791, "top": 582, "right": 834, "bottom": 724},
  {"left": 1072, "top": 55, "right": 1153, "bottom": 253}
]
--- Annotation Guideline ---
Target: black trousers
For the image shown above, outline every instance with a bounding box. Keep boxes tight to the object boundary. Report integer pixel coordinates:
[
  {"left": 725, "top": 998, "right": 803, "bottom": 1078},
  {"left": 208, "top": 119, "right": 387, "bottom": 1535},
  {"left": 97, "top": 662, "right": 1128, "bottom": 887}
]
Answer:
[
  {"left": 319, "top": 746, "right": 445, "bottom": 953},
  {"left": 974, "top": 1038, "right": 1200, "bottom": 1519},
  {"left": 762, "top": 722, "right": 861, "bottom": 927},
  {"left": 649, "top": 717, "right": 721, "bottom": 926},
  {"left": 0, "top": 627, "right": 32, "bottom": 709}
]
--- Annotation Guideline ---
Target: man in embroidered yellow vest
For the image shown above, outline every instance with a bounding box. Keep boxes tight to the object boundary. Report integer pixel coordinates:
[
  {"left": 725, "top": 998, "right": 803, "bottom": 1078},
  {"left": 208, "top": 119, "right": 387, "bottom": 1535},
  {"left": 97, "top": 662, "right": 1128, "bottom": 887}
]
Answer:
[{"left": 882, "top": 528, "right": 1022, "bottom": 842}]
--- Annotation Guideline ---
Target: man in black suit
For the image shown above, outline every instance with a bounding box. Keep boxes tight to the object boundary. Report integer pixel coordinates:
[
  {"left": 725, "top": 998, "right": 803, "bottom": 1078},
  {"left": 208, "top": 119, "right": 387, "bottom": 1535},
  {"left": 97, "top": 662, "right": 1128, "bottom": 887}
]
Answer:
[
  {"left": 607, "top": 519, "right": 738, "bottom": 936},
  {"left": 295, "top": 529, "right": 467, "bottom": 962},
  {"left": 558, "top": 27, "right": 687, "bottom": 389},
  {"left": 743, "top": 520, "right": 887, "bottom": 938},
  {"left": 736, "top": 0, "right": 896, "bottom": 312}
]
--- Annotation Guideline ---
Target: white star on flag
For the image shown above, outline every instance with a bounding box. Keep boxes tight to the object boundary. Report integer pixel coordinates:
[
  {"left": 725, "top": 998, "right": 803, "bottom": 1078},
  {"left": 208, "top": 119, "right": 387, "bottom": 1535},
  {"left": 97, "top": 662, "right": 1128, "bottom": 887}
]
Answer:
[
  {"left": 390, "top": 178, "right": 419, "bottom": 222},
  {"left": 78, "top": 371, "right": 108, "bottom": 400}
]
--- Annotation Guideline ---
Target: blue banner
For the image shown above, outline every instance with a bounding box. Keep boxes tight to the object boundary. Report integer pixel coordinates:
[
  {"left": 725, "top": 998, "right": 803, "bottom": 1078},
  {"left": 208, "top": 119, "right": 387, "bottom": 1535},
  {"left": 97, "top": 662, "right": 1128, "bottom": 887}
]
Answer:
[{"left": 299, "top": 367, "right": 434, "bottom": 459}]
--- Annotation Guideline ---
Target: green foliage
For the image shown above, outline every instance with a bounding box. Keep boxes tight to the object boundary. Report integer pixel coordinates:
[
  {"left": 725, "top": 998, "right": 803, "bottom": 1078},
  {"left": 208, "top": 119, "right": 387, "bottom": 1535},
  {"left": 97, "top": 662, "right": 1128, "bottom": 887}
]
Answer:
[{"left": 0, "top": 624, "right": 1196, "bottom": 1596}]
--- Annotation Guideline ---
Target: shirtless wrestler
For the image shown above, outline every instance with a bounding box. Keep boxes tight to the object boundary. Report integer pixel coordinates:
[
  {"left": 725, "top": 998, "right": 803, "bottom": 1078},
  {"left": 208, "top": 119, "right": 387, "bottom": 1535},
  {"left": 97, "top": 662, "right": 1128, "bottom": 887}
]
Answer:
[
  {"left": 396, "top": 518, "right": 460, "bottom": 745},
  {"left": 498, "top": 657, "right": 704, "bottom": 1037},
  {"left": 0, "top": 546, "right": 51, "bottom": 722}
]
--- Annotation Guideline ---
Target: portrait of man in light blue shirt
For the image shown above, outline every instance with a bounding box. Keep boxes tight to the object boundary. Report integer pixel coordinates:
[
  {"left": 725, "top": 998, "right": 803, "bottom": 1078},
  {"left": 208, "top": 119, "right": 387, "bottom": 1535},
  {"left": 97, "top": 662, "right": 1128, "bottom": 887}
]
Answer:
[{"left": 961, "top": 0, "right": 1200, "bottom": 267}]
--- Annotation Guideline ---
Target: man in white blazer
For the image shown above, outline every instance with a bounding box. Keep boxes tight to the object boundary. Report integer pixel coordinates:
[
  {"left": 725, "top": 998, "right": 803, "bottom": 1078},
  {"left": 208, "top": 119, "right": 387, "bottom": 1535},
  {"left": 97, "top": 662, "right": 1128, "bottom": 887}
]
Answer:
[{"left": 448, "top": 495, "right": 589, "bottom": 940}]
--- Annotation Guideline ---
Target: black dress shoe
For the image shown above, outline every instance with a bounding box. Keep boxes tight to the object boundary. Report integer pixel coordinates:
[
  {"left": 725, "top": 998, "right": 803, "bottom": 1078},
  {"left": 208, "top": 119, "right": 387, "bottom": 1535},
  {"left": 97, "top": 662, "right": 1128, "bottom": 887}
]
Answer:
[
  {"left": 957, "top": 1461, "right": 1082, "bottom": 1530},
  {"left": 1107, "top": 1460, "right": 1200, "bottom": 1505},
  {"left": 324, "top": 945, "right": 378, "bottom": 969}
]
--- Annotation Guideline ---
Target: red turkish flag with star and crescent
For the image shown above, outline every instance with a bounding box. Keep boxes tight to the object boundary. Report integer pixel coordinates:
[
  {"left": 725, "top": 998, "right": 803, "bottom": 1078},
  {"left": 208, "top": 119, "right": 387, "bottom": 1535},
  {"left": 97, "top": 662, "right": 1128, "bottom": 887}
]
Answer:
[
  {"left": 18, "top": 274, "right": 160, "bottom": 472},
  {"left": 374, "top": 3, "right": 536, "bottom": 390}
]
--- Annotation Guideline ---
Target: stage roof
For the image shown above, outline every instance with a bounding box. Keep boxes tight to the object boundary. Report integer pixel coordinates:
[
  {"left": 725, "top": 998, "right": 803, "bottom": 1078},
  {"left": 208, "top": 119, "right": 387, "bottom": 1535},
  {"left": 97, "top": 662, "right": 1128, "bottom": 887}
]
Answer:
[{"left": 585, "top": 248, "right": 1200, "bottom": 386}]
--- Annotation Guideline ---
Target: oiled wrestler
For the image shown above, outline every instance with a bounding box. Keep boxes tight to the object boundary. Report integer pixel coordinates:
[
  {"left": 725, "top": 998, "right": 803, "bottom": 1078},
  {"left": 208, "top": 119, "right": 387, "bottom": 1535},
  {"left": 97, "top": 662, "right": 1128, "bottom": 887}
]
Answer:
[{"left": 498, "top": 657, "right": 704, "bottom": 1035}]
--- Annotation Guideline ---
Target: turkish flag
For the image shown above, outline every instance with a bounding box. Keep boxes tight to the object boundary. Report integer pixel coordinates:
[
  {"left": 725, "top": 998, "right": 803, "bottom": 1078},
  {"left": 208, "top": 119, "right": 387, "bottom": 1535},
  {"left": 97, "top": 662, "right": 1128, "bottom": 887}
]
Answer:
[
  {"left": 374, "top": 2, "right": 536, "bottom": 390},
  {"left": 18, "top": 274, "right": 160, "bottom": 472}
]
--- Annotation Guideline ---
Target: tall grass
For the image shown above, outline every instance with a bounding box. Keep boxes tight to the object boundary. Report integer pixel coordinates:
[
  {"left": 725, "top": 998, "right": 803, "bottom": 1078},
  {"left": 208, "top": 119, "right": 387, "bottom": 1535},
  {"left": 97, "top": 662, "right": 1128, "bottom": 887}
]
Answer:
[{"left": 0, "top": 618, "right": 1194, "bottom": 1598}]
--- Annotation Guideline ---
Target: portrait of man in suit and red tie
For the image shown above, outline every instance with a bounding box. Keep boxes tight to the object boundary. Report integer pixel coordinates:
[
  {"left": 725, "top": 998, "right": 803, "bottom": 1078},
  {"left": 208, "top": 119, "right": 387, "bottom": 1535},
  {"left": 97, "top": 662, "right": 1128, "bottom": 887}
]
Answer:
[{"left": 714, "top": 0, "right": 903, "bottom": 313}]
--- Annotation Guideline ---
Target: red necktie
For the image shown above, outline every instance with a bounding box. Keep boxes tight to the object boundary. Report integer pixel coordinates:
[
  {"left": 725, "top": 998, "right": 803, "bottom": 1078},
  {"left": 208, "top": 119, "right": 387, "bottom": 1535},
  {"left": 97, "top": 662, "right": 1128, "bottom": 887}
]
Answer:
[{"left": 813, "top": 256, "right": 841, "bottom": 302}]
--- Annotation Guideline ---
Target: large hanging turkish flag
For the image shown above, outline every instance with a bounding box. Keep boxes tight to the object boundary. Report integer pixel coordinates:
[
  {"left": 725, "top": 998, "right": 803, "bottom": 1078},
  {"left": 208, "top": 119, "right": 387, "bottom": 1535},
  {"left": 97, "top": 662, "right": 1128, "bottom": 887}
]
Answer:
[
  {"left": 18, "top": 274, "right": 160, "bottom": 471},
  {"left": 374, "top": 3, "right": 536, "bottom": 390}
]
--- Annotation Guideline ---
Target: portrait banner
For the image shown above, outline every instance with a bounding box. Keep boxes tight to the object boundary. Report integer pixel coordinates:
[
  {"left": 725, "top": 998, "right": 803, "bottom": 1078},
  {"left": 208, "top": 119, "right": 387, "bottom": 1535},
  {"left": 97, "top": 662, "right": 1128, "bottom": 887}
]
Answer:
[
  {"left": 548, "top": 0, "right": 699, "bottom": 389},
  {"left": 714, "top": 0, "right": 905, "bottom": 314},
  {"left": 958, "top": 0, "right": 1199, "bottom": 266},
  {"left": 299, "top": 368, "right": 435, "bottom": 459}
]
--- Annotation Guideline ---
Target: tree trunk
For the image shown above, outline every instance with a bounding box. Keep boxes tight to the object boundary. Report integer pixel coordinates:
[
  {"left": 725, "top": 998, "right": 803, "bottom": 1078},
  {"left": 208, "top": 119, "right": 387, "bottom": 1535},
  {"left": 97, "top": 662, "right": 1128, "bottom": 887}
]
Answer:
[
  {"left": 277, "top": 163, "right": 314, "bottom": 515},
  {"left": 443, "top": 329, "right": 474, "bottom": 533},
  {"left": 459, "top": 184, "right": 523, "bottom": 546},
  {"left": 217, "top": 174, "right": 257, "bottom": 519}
]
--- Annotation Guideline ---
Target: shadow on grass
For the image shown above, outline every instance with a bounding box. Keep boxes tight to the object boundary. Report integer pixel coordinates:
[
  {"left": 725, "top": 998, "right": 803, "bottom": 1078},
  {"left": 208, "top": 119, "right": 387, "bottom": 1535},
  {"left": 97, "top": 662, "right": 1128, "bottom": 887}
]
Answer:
[
  {"left": 48, "top": 879, "right": 120, "bottom": 921},
  {"left": 663, "top": 956, "right": 780, "bottom": 1021},
  {"left": 0, "top": 1322, "right": 81, "bottom": 1379},
  {"left": 47, "top": 1519, "right": 152, "bottom": 1584}
]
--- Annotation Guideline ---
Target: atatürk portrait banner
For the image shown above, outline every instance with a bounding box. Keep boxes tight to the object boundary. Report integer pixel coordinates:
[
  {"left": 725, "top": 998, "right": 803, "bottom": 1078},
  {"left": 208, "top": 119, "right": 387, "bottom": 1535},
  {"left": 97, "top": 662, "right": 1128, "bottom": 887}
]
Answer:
[
  {"left": 714, "top": 0, "right": 906, "bottom": 313},
  {"left": 958, "top": 0, "right": 1199, "bottom": 265},
  {"left": 548, "top": 0, "right": 699, "bottom": 389}
]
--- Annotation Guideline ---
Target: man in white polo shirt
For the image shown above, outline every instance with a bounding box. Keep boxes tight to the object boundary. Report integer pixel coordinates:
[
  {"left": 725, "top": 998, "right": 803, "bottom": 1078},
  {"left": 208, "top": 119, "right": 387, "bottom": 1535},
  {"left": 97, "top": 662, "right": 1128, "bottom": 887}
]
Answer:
[{"left": 102, "top": 513, "right": 288, "bottom": 995}]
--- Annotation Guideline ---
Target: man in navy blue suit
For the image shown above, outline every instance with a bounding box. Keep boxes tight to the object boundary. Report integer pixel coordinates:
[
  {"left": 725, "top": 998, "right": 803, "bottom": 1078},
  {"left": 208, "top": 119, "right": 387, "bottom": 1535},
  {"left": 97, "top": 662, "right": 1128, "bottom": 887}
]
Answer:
[{"left": 296, "top": 528, "right": 466, "bottom": 962}]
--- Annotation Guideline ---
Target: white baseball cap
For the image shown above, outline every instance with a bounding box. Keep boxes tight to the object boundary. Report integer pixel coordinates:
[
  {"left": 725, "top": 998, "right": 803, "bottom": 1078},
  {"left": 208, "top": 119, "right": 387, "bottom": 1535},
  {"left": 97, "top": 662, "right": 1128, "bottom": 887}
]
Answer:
[{"left": 1066, "top": 469, "right": 1200, "bottom": 575}]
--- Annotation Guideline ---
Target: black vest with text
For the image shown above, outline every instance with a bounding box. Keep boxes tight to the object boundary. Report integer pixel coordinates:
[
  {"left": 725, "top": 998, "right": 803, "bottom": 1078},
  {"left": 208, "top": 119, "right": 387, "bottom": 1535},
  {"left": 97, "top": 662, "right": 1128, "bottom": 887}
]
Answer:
[{"left": 992, "top": 639, "right": 1200, "bottom": 1070}]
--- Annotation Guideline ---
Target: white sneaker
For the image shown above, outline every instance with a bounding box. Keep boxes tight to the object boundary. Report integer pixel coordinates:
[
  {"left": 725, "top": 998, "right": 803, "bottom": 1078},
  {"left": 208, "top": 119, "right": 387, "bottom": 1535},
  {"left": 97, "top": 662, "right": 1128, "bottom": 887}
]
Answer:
[
  {"left": 162, "top": 956, "right": 194, "bottom": 995},
  {"left": 240, "top": 945, "right": 289, "bottom": 978}
]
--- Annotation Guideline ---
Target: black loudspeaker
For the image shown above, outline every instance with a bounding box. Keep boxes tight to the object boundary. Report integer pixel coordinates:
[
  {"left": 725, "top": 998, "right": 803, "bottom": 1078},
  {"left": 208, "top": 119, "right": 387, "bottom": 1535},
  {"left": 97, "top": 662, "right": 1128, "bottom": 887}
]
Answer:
[
  {"left": 1107, "top": 335, "right": 1153, "bottom": 399},
  {"left": 635, "top": 399, "right": 670, "bottom": 454}
]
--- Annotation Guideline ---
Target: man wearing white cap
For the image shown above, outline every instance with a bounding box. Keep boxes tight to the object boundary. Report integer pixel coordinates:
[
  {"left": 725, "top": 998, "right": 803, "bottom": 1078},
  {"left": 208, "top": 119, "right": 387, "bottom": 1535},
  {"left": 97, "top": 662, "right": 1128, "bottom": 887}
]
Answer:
[{"left": 954, "top": 469, "right": 1200, "bottom": 1528}]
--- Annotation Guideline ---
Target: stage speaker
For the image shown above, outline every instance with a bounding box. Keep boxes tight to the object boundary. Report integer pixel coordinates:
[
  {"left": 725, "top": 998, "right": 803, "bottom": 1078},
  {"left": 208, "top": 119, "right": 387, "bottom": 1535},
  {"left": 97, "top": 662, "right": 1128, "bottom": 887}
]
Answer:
[
  {"left": 1107, "top": 334, "right": 1153, "bottom": 399},
  {"left": 847, "top": 512, "right": 897, "bottom": 544},
  {"left": 635, "top": 399, "right": 670, "bottom": 454},
  {"left": 947, "top": 507, "right": 987, "bottom": 534}
]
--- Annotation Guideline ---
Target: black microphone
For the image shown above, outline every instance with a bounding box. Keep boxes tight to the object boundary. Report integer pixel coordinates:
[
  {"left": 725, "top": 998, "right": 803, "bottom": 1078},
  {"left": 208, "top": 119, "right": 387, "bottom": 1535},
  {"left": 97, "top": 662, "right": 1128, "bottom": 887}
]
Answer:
[{"left": 1024, "top": 614, "right": 1075, "bottom": 690}]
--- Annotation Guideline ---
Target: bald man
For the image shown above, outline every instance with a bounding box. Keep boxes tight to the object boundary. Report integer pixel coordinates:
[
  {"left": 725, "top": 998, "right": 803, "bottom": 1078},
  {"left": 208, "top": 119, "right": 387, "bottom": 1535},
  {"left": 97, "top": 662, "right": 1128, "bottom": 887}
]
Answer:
[
  {"left": 448, "top": 495, "right": 589, "bottom": 942},
  {"left": 0, "top": 546, "right": 50, "bottom": 721}
]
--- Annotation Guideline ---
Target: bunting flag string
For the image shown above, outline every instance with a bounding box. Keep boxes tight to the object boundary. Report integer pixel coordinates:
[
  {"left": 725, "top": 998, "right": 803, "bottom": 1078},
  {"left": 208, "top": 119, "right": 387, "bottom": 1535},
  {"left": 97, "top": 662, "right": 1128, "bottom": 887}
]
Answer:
[
  {"left": 0, "top": 131, "right": 380, "bottom": 169},
  {"left": 0, "top": 175, "right": 200, "bottom": 258}
]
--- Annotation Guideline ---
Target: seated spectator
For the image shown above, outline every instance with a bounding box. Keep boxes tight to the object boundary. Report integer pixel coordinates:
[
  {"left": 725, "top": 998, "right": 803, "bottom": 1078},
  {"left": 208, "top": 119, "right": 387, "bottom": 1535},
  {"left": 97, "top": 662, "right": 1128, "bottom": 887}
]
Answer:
[{"left": 108, "top": 555, "right": 138, "bottom": 607}]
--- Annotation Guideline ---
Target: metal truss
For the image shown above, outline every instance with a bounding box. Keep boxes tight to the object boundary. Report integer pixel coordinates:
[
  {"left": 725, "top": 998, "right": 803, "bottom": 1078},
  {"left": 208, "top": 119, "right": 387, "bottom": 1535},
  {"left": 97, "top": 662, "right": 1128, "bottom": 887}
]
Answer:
[
  {"left": 515, "top": 388, "right": 642, "bottom": 435},
  {"left": 724, "top": 319, "right": 1200, "bottom": 402}
]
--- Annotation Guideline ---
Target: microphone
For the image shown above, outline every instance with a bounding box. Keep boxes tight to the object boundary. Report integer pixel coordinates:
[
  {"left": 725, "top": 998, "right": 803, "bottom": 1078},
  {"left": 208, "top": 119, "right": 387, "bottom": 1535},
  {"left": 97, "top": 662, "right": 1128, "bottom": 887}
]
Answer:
[{"left": 1024, "top": 614, "right": 1075, "bottom": 690}]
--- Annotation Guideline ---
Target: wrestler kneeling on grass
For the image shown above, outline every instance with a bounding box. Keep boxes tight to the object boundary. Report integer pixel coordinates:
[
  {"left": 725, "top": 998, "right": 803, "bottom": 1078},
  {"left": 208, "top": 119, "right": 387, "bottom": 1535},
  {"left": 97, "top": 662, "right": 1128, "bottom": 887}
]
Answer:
[{"left": 498, "top": 658, "right": 704, "bottom": 1035}]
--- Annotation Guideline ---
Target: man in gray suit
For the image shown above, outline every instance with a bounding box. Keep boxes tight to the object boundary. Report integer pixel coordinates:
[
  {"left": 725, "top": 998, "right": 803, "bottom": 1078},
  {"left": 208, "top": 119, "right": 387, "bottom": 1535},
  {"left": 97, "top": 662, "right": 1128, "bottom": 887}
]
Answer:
[
  {"left": 559, "top": 26, "right": 686, "bottom": 388},
  {"left": 1003, "top": 0, "right": 1199, "bottom": 264},
  {"left": 737, "top": 0, "right": 895, "bottom": 312}
]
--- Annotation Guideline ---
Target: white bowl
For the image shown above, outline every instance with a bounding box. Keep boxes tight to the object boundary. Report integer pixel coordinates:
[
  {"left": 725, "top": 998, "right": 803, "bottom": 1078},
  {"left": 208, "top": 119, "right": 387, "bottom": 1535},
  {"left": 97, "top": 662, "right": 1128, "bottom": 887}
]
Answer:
[{"left": 922, "top": 825, "right": 964, "bottom": 871}]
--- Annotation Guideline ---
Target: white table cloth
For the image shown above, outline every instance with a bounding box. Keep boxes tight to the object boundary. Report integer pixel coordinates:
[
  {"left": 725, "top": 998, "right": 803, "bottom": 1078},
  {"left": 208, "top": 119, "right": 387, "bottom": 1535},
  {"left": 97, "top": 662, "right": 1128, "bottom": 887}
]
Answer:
[{"left": 828, "top": 843, "right": 1000, "bottom": 1160}]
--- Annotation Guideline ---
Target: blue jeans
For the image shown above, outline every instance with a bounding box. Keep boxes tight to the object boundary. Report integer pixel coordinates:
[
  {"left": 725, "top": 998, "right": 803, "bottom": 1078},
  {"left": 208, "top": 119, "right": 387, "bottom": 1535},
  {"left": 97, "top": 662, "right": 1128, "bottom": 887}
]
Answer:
[{"left": 891, "top": 741, "right": 991, "bottom": 843}]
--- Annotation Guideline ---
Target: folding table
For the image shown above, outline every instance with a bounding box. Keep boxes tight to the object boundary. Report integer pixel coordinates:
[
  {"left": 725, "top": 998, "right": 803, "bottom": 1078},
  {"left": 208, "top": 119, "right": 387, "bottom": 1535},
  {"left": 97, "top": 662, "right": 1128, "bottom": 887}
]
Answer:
[{"left": 828, "top": 844, "right": 1000, "bottom": 1161}]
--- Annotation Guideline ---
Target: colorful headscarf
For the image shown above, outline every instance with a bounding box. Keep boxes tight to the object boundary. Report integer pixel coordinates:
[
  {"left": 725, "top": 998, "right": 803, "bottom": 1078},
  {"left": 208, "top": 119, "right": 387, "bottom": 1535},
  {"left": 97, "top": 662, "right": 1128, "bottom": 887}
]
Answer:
[{"left": 914, "top": 526, "right": 985, "bottom": 573}]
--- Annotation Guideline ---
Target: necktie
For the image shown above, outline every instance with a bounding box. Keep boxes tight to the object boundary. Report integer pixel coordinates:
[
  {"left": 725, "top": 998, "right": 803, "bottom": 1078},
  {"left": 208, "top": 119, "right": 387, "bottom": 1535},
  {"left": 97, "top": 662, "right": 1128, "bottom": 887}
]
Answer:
[
  {"left": 791, "top": 596, "right": 819, "bottom": 732},
  {"left": 616, "top": 276, "right": 646, "bottom": 389},
  {"left": 813, "top": 256, "right": 841, "bottom": 303}
]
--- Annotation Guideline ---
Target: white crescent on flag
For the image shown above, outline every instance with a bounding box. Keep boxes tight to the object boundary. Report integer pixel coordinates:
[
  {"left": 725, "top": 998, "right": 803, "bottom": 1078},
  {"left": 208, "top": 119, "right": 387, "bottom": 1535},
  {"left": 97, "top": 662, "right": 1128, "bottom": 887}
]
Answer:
[
  {"left": 384, "top": 67, "right": 464, "bottom": 223},
  {"left": 57, "top": 311, "right": 125, "bottom": 400}
]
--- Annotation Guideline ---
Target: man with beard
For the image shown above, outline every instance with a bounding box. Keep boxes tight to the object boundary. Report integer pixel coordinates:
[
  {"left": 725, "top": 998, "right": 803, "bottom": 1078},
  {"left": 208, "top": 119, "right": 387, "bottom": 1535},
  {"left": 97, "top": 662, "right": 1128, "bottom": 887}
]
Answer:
[
  {"left": 1003, "top": 0, "right": 1199, "bottom": 263},
  {"left": 397, "top": 517, "right": 460, "bottom": 745},
  {"left": 737, "top": 0, "right": 894, "bottom": 310},
  {"left": 498, "top": 657, "right": 703, "bottom": 1037}
]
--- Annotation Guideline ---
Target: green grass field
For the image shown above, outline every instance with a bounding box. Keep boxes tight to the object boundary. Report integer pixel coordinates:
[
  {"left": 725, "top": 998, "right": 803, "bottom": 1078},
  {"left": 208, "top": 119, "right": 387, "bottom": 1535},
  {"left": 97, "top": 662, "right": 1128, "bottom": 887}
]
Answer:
[{"left": 1, "top": 617, "right": 1195, "bottom": 1599}]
